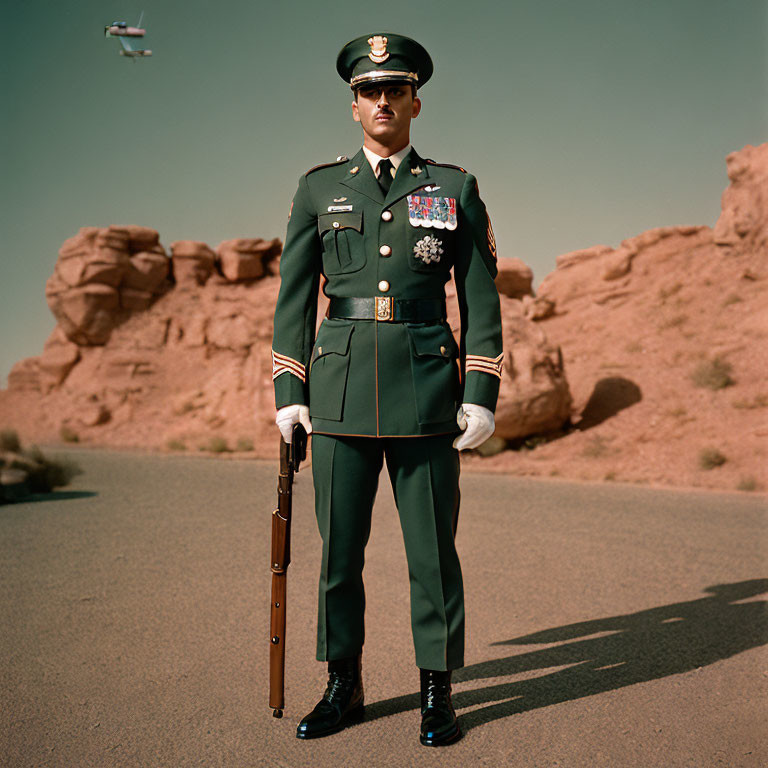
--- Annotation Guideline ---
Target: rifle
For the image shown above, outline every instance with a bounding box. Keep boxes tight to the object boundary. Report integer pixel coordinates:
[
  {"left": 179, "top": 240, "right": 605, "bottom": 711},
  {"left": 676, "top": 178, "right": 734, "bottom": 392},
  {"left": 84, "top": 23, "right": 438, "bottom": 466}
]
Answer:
[{"left": 269, "top": 423, "right": 307, "bottom": 718}]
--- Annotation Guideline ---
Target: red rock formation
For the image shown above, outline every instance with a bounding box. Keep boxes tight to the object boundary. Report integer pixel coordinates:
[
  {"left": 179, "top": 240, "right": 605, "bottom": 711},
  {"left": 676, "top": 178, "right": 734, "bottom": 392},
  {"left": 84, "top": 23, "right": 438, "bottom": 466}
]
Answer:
[
  {"left": 714, "top": 144, "right": 768, "bottom": 257},
  {"left": 169, "top": 241, "right": 215, "bottom": 286},
  {"left": 494, "top": 301, "right": 571, "bottom": 440},
  {"left": 469, "top": 143, "right": 767, "bottom": 491},
  {"left": 495, "top": 258, "right": 534, "bottom": 299},
  {"left": 45, "top": 225, "right": 169, "bottom": 345},
  {"left": 217, "top": 238, "right": 281, "bottom": 282}
]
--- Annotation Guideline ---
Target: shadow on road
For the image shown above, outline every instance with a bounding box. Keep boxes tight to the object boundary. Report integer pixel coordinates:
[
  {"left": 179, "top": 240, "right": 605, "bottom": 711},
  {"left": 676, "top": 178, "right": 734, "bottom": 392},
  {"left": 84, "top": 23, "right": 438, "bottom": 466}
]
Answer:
[
  {"left": 364, "top": 579, "right": 768, "bottom": 734},
  {"left": 21, "top": 490, "right": 98, "bottom": 503}
]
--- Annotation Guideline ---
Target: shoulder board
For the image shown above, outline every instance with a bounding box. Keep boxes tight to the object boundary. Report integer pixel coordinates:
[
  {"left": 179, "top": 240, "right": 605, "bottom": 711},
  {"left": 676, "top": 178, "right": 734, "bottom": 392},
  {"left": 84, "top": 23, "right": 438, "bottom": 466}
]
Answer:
[
  {"left": 305, "top": 156, "right": 349, "bottom": 176},
  {"left": 424, "top": 158, "right": 468, "bottom": 174}
]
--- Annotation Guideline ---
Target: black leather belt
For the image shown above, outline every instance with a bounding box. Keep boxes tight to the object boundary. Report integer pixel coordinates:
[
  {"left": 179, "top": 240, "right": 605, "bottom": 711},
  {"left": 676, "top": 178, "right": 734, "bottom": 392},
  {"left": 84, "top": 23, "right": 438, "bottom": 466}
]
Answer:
[{"left": 328, "top": 297, "right": 446, "bottom": 323}]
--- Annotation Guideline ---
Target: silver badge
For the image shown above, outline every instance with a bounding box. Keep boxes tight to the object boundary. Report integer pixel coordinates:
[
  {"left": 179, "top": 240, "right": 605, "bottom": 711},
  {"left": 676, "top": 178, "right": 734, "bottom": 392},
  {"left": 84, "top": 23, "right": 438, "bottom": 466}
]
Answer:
[
  {"left": 333, "top": 196, "right": 348, "bottom": 202},
  {"left": 327, "top": 205, "right": 353, "bottom": 212},
  {"left": 413, "top": 235, "right": 444, "bottom": 264},
  {"left": 423, "top": 185, "right": 441, "bottom": 192}
]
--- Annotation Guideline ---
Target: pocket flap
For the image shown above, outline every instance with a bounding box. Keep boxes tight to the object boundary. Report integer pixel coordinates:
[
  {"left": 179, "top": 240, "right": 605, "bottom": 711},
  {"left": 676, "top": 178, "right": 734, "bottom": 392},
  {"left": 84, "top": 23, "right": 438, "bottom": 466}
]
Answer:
[
  {"left": 408, "top": 324, "right": 458, "bottom": 358},
  {"left": 318, "top": 211, "right": 363, "bottom": 237},
  {"left": 314, "top": 322, "right": 354, "bottom": 358}
]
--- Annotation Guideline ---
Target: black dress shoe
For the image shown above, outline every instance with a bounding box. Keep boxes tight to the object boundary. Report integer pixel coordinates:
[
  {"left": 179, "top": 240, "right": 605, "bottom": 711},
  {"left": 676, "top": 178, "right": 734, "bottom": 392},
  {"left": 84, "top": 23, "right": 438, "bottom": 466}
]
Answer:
[
  {"left": 296, "top": 655, "right": 364, "bottom": 739},
  {"left": 419, "top": 668, "right": 461, "bottom": 746}
]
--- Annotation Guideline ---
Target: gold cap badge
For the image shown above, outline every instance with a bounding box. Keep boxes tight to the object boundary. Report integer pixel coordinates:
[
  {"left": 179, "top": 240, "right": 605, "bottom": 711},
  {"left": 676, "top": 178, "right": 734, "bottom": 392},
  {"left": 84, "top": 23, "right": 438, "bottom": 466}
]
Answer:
[{"left": 368, "top": 35, "right": 389, "bottom": 64}]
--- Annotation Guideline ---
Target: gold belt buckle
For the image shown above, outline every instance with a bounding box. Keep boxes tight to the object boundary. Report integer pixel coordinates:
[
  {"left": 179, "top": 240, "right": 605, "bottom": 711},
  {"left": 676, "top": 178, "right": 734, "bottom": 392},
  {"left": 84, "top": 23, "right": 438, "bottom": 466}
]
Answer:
[{"left": 375, "top": 296, "right": 393, "bottom": 321}]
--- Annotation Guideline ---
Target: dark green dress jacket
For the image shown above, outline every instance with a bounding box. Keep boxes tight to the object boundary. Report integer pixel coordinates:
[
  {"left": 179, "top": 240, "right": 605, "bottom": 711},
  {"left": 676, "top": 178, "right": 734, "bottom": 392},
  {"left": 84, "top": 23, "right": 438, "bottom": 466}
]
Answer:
[{"left": 271, "top": 147, "right": 503, "bottom": 437}]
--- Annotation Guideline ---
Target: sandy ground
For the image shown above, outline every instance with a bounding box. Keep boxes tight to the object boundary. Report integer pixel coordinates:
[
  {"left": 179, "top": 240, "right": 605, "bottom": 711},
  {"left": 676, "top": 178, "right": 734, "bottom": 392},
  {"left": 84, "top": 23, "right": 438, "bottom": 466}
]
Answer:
[{"left": 2, "top": 448, "right": 766, "bottom": 768}]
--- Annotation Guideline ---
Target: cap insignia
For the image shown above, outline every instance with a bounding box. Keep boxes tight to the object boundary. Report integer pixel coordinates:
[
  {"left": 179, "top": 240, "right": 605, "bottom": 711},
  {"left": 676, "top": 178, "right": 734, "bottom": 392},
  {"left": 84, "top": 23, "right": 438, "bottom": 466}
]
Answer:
[{"left": 368, "top": 35, "right": 390, "bottom": 64}]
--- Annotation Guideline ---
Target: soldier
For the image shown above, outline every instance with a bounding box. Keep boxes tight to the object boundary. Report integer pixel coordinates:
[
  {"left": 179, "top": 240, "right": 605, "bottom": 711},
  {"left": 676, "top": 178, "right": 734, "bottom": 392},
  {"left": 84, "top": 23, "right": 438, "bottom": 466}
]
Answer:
[{"left": 271, "top": 33, "right": 503, "bottom": 746}]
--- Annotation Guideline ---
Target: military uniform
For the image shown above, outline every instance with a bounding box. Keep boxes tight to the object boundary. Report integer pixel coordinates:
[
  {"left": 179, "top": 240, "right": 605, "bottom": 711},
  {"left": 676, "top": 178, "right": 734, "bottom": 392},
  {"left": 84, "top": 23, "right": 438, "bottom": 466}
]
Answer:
[
  {"left": 271, "top": 33, "right": 502, "bottom": 688},
  {"left": 272, "top": 143, "right": 503, "bottom": 669}
]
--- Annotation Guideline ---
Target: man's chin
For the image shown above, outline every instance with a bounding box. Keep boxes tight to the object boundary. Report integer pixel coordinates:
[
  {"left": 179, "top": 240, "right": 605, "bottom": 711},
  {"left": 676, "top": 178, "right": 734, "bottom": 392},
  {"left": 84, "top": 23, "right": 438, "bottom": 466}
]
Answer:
[{"left": 365, "top": 125, "right": 403, "bottom": 143}]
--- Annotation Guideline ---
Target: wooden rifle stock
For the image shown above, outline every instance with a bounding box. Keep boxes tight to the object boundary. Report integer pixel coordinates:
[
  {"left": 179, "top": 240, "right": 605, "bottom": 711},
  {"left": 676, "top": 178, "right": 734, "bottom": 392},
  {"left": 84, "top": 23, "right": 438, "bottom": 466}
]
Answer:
[{"left": 269, "top": 423, "right": 307, "bottom": 718}]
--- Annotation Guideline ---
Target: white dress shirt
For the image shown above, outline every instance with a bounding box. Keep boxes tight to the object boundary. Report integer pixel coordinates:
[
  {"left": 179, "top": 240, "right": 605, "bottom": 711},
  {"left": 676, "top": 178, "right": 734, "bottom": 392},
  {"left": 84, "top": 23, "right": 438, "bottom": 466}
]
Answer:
[{"left": 362, "top": 144, "right": 412, "bottom": 180}]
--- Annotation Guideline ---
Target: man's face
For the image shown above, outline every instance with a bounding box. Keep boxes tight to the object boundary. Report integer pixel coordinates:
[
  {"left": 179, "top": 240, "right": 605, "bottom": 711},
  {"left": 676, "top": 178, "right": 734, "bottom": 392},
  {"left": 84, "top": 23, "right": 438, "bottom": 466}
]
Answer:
[{"left": 351, "top": 83, "right": 421, "bottom": 150}]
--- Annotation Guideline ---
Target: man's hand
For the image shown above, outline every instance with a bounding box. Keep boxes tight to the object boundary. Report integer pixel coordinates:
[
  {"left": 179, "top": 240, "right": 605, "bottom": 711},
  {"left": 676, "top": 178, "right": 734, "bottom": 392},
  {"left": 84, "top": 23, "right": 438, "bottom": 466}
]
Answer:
[
  {"left": 276, "top": 404, "right": 312, "bottom": 444},
  {"left": 452, "top": 403, "right": 495, "bottom": 451}
]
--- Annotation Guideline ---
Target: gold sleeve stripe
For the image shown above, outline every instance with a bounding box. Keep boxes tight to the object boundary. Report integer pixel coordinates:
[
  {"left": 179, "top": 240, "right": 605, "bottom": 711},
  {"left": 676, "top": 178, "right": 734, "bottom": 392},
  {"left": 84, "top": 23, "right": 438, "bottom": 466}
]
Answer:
[
  {"left": 466, "top": 352, "right": 504, "bottom": 379},
  {"left": 272, "top": 350, "right": 306, "bottom": 383},
  {"left": 486, "top": 213, "right": 497, "bottom": 260}
]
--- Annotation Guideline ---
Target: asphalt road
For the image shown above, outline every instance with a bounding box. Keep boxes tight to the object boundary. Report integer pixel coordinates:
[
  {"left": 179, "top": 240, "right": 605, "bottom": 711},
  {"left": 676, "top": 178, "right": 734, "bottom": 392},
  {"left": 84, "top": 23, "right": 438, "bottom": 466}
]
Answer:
[{"left": 1, "top": 448, "right": 766, "bottom": 768}]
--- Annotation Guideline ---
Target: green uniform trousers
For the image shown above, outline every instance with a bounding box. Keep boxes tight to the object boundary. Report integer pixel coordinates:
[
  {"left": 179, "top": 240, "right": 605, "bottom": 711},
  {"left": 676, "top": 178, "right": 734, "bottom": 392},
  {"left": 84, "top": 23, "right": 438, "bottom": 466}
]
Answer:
[{"left": 311, "top": 432, "right": 464, "bottom": 671}]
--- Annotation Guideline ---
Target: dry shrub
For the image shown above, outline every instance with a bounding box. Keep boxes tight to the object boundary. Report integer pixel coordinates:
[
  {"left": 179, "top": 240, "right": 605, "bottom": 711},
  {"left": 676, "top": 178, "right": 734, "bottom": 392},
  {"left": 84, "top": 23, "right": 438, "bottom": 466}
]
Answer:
[
  {"left": 0, "top": 429, "right": 21, "bottom": 452},
  {"left": 5, "top": 443, "right": 82, "bottom": 492},
  {"left": 59, "top": 425, "right": 80, "bottom": 443},
  {"left": 582, "top": 435, "right": 611, "bottom": 458},
  {"left": 691, "top": 356, "right": 734, "bottom": 390},
  {"left": 658, "top": 314, "right": 688, "bottom": 330},
  {"left": 737, "top": 476, "right": 758, "bottom": 492},
  {"left": 698, "top": 448, "right": 727, "bottom": 470},
  {"left": 658, "top": 283, "right": 683, "bottom": 302},
  {"left": 201, "top": 436, "right": 229, "bottom": 453},
  {"left": 732, "top": 394, "right": 768, "bottom": 410}
]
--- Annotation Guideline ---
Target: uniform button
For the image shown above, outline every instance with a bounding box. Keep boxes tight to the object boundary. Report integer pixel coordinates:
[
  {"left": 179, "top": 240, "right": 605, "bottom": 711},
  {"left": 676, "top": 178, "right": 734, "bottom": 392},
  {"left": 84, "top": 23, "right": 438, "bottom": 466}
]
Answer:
[
  {"left": 440, "top": 345, "right": 447, "bottom": 356},
  {"left": 379, "top": 244, "right": 392, "bottom": 257},
  {"left": 381, "top": 210, "right": 392, "bottom": 222},
  {"left": 332, "top": 221, "right": 340, "bottom": 229},
  {"left": 378, "top": 280, "right": 390, "bottom": 292}
]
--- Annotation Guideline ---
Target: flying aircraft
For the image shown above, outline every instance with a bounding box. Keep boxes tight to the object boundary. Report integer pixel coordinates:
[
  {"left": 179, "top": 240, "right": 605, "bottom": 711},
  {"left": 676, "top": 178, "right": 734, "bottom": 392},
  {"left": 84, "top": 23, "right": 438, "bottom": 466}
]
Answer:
[{"left": 105, "top": 12, "right": 152, "bottom": 58}]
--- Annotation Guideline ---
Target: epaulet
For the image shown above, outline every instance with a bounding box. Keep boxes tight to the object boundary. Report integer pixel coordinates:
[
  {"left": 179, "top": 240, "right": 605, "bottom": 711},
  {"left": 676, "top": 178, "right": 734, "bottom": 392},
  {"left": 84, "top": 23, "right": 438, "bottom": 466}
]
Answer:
[
  {"left": 305, "top": 156, "right": 349, "bottom": 176},
  {"left": 424, "top": 158, "right": 468, "bottom": 174}
]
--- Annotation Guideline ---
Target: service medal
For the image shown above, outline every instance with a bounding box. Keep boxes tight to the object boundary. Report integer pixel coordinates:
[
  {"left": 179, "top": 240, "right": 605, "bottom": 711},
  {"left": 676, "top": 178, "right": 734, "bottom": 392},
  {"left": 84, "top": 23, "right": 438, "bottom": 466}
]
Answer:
[
  {"left": 413, "top": 235, "right": 444, "bottom": 264},
  {"left": 407, "top": 195, "right": 457, "bottom": 230}
]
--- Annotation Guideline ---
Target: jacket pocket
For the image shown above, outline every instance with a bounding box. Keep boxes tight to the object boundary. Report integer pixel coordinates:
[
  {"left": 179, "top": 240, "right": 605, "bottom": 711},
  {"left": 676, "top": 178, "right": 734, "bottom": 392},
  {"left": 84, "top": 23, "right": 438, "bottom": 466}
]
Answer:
[
  {"left": 318, "top": 212, "right": 365, "bottom": 275},
  {"left": 309, "top": 320, "right": 354, "bottom": 421},
  {"left": 407, "top": 323, "right": 460, "bottom": 425}
]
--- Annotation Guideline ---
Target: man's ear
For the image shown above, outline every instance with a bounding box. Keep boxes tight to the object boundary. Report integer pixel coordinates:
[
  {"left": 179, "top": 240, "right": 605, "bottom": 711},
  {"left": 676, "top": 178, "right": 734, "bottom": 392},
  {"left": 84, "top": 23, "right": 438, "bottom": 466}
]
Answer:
[
  {"left": 352, "top": 100, "right": 361, "bottom": 123},
  {"left": 412, "top": 96, "right": 421, "bottom": 119}
]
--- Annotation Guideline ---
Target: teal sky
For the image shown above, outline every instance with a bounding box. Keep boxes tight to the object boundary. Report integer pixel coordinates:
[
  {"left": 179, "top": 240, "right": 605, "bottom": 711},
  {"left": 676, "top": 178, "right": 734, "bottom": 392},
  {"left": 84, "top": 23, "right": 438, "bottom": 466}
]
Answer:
[{"left": 2, "top": 0, "right": 766, "bottom": 386}]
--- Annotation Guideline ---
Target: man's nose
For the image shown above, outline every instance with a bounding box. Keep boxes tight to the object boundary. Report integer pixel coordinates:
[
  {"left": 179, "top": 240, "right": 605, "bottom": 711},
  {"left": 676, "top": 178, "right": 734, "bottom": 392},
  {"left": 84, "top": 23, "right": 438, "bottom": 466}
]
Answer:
[{"left": 377, "top": 91, "right": 390, "bottom": 107}]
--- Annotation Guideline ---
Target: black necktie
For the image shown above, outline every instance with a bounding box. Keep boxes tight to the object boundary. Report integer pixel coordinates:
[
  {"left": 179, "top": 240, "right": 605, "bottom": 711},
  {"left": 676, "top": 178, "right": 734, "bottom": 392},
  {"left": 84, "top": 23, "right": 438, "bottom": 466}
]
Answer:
[{"left": 377, "top": 159, "right": 394, "bottom": 194}]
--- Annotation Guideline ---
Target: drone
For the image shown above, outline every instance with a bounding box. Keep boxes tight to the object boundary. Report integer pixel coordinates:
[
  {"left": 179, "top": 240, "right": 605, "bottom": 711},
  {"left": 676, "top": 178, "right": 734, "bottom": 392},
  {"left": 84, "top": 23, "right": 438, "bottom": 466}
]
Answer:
[{"left": 105, "top": 12, "right": 152, "bottom": 58}]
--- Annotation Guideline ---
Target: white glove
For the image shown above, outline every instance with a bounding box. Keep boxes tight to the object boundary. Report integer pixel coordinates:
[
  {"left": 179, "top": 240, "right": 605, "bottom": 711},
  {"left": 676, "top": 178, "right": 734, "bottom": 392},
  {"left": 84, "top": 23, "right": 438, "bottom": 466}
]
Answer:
[
  {"left": 452, "top": 403, "right": 495, "bottom": 451},
  {"left": 275, "top": 404, "right": 312, "bottom": 443}
]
